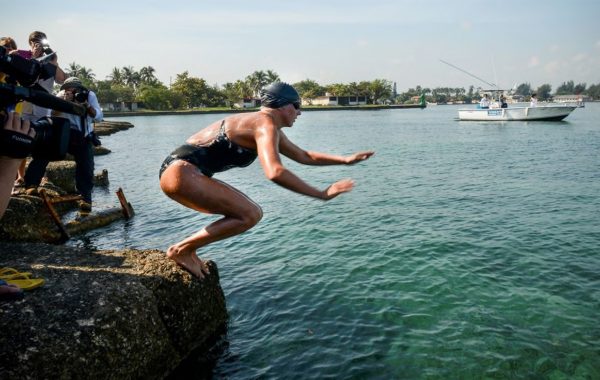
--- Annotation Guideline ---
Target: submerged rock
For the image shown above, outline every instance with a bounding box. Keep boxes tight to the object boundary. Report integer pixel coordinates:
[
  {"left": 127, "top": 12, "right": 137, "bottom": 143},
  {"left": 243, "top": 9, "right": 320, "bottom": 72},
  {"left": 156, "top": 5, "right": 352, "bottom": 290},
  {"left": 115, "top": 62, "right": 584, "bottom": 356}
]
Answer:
[{"left": 0, "top": 242, "right": 228, "bottom": 379}]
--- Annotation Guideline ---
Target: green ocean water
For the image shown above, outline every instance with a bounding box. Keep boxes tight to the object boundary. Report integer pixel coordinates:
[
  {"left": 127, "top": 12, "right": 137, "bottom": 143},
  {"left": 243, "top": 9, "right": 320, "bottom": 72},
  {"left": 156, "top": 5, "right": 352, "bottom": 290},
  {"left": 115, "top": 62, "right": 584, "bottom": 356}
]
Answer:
[{"left": 84, "top": 104, "right": 600, "bottom": 378}]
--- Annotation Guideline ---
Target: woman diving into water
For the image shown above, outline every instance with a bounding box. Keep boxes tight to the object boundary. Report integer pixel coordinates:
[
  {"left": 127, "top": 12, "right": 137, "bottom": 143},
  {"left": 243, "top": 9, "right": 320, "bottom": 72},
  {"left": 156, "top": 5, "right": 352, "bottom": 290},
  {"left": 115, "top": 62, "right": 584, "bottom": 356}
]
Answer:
[{"left": 159, "top": 82, "right": 374, "bottom": 278}]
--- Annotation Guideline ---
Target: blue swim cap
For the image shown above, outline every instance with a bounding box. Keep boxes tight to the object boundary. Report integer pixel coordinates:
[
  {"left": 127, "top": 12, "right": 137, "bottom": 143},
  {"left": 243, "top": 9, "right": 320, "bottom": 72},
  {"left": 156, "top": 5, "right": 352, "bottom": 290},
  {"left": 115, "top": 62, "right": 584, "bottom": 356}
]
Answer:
[{"left": 260, "top": 82, "right": 300, "bottom": 109}]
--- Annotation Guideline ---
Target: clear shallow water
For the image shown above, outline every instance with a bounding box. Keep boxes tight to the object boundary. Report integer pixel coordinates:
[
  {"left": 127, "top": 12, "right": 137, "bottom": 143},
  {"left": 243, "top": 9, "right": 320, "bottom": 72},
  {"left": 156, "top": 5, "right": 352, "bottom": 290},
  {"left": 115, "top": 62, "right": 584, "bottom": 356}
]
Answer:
[{"left": 78, "top": 104, "right": 599, "bottom": 378}]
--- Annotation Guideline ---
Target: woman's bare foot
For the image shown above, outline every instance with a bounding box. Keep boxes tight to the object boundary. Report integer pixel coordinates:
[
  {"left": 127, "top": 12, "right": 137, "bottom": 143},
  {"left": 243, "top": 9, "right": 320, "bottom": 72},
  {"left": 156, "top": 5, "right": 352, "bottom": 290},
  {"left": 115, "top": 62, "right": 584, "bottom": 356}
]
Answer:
[{"left": 166, "top": 245, "right": 210, "bottom": 279}]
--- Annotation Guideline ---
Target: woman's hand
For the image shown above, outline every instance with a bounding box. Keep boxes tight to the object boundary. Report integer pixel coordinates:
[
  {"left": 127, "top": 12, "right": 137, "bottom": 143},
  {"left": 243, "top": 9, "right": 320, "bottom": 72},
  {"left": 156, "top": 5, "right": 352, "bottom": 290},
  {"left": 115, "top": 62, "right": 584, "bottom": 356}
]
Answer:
[
  {"left": 345, "top": 151, "right": 375, "bottom": 164},
  {"left": 323, "top": 179, "right": 355, "bottom": 200}
]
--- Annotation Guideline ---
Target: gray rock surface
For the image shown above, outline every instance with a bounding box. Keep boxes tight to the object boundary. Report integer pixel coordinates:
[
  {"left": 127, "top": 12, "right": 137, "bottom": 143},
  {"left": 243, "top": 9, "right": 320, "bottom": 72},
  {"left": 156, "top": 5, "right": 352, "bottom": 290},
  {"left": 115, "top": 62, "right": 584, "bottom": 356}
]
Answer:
[
  {"left": 0, "top": 242, "right": 228, "bottom": 379},
  {"left": 94, "top": 121, "right": 134, "bottom": 136}
]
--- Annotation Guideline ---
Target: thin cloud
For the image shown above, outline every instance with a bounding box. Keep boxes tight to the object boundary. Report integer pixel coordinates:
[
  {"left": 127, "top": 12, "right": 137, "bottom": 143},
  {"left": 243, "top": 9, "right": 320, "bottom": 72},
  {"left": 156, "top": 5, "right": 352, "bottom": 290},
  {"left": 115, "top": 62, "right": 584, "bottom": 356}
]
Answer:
[
  {"left": 460, "top": 21, "right": 472, "bottom": 31},
  {"left": 543, "top": 61, "right": 560, "bottom": 74},
  {"left": 528, "top": 56, "right": 540, "bottom": 68},
  {"left": 356, "top": 39, "right": 369, "bottom": 47}
]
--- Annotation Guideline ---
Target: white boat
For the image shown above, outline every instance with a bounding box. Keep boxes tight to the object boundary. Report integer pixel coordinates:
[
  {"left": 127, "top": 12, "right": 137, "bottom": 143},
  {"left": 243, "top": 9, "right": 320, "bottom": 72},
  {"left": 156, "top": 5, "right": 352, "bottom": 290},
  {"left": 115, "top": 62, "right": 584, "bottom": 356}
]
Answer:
[{"left": 458, "top": 105, "right": 577, "bottom": 121}]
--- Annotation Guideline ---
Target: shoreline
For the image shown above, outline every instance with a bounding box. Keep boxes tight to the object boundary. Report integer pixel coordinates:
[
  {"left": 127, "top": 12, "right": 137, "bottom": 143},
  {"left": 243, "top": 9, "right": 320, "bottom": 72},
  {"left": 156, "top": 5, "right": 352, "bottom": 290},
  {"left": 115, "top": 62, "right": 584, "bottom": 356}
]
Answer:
[{"left": 103, "top": 104, "right": 425, "bottom": 118}]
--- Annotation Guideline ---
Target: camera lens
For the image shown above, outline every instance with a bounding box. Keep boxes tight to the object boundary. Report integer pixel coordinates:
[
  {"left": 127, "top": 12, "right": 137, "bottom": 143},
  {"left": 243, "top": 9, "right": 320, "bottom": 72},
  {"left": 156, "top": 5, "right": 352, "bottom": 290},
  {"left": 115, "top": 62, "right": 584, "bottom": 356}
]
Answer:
[{"left": 74, "top": 89, "right": 88, "bottom": 103}]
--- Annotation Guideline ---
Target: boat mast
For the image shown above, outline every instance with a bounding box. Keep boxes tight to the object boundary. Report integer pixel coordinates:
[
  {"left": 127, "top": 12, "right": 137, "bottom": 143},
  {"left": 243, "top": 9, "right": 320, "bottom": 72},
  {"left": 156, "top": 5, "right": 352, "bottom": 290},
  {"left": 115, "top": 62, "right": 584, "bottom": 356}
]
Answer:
[{"left": 439, "top": 59, "right": 498, "bottom": 88}]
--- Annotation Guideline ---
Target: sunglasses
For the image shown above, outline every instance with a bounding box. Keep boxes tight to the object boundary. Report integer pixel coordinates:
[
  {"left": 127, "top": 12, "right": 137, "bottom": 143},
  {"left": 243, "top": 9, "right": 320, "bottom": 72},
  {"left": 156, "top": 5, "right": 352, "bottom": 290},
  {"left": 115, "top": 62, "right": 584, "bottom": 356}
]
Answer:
[{"left": 292, "top": 102, "right": 301, "bottom": 110}]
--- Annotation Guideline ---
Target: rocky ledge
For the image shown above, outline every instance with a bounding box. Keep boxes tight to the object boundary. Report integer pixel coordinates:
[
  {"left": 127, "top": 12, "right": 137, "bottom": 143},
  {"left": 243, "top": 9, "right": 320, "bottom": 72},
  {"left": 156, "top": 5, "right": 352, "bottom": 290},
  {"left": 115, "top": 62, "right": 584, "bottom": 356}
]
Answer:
[
  {"left": 94, "top": 120, "right": 135, "bottom": 136},
  {"left": 0, "top": 242, "right": 228, "bottom": 379}
]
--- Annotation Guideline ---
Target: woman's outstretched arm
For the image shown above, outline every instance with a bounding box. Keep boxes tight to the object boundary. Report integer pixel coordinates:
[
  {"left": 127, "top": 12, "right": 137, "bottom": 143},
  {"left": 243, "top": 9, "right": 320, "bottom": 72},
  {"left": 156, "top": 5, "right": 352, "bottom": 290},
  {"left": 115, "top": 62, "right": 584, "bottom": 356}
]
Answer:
[
  {"left": 278, "top": 131, "right": 374, "bottom": 165},
  {"left": 255, "top": 125, "right": 355, "bottom": 200}
]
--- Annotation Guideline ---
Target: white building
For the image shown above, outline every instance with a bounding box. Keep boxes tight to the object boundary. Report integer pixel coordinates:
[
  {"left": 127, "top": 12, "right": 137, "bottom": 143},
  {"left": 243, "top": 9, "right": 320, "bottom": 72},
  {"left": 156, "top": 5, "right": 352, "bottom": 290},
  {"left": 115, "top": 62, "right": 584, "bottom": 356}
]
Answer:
[
  {"left": 304, "top": 95, "right": 367, "bottom": 106},
  {"left": 233, "top": 98, "right": 260, "bottom": 108},
  {"left": 553, "top": 94, "right": 590, "bottom": 103}
]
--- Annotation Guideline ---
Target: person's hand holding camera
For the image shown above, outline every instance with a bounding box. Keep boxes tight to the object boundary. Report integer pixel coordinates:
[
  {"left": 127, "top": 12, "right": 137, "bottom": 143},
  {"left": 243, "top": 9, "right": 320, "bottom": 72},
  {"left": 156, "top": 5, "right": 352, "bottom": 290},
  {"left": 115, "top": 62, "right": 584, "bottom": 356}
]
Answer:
[
  {"left": 74, "top": 90, "right": 96, "bottom": 118},
  {"left": 0, "top": 111, "right": 36, "bottom": 159}
]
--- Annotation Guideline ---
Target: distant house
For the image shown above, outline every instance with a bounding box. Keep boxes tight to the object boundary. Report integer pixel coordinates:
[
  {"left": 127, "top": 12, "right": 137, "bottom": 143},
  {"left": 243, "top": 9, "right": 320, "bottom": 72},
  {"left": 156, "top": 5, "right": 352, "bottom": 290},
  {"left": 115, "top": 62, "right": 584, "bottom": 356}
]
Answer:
[
  {"left": 100, "top": 101, "right": 138, "bottom": 112},
  {"left": 508, "top": 94, "right": 524, "bottom": 103},
  {"left": 233, "top": 98, "right": 261, "bottom": 108},
  {"left": 304, "top": 94, "right": 367, "bottom": 106},
  {"left": 553, "top": 94, "right": 590, "bottom": 103}
]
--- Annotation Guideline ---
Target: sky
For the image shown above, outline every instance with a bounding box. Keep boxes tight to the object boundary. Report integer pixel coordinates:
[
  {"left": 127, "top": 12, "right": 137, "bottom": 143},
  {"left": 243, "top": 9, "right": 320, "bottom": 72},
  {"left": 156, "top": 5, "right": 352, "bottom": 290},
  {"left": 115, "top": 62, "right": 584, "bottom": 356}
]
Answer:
[{"left": 3, "top": 0, "right": 600, "bottom": 92}]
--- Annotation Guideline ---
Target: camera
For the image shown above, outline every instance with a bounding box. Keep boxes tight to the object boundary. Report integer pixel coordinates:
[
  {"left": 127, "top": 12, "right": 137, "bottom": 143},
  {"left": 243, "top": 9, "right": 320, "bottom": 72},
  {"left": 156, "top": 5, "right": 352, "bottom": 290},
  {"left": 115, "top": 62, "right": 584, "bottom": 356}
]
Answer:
[
  {"left": 0, "top": 114, "right": 70, "bottom": 161},
  {"left": 1, "top": 45, "right": 86, "bottom": 160},
  {"left": 39, "top": 39, "right": 53, "bottom": 55},
  {"left": 73, "top": 88, "right": 89, "bottom": 103},
  {"left": 30, "top": 116, "right": 71, "bottom": 160},
  {"left": 0, "top": 45, "right": 55, "bottom": 87}
]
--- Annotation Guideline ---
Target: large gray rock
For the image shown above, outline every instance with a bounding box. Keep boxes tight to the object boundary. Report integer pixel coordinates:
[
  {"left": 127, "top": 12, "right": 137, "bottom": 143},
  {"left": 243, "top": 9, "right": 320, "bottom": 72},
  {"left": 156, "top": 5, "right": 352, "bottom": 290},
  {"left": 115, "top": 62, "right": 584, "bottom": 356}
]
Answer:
[
  {"left": 0, "top": 196, "right": 60, "bottom": 242},
  {"left": 94, "top": 121, "right": 134, "bottom": 136},
  {"left": 0, "top": 242, "right": 227, "bottom": 379},
  {"left": 43, "top": 161, "right": 109, "bottom": 193}
]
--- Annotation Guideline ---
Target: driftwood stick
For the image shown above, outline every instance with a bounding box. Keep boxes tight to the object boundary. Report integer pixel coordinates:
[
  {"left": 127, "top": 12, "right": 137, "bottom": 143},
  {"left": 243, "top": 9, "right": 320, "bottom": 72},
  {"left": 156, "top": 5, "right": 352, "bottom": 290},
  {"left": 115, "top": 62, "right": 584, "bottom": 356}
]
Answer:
[
  {"left": 116, "top": 187, "right": 134, "bottom": 219},
  {"left": 39, "top": 189, "right": 70, "bottom": 242},
  {"left": 65, "top": 208, "right": 127, "bottom": 236}
]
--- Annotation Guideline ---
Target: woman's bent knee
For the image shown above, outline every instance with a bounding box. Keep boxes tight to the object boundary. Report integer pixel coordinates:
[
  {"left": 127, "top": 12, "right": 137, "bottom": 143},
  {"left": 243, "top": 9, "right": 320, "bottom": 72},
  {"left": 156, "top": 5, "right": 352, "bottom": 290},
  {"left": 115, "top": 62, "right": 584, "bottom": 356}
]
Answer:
[{"left": 239, "top": 206, "right": 262, "bottom": 229}]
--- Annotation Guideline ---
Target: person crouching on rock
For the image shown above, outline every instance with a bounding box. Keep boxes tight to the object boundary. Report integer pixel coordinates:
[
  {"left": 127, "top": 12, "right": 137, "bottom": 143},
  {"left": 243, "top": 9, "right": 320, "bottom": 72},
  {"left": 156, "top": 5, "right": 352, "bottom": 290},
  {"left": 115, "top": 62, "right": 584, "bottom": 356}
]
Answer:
[{"left": 159, "top": 82, "right": 374, "bottom": 279}]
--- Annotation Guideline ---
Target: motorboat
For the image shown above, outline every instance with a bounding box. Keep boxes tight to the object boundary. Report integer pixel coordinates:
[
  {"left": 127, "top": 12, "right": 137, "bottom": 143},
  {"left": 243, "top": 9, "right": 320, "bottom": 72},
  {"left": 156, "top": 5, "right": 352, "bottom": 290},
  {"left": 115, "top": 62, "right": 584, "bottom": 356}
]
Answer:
[{"left": 458, "top": 104, "right": 577, "bottom": 121}]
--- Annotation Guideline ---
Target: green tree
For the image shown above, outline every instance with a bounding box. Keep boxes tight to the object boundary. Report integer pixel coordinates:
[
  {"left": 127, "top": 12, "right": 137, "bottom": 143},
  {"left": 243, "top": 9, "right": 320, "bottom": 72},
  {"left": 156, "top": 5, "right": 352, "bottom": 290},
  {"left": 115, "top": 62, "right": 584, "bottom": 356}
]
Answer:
[
  {"left": 555, "top": 80, "right": 574, "bottom": 95},
  {"left": 585, "top": 83, "right": 600, "bottom": 100},
  {"left": 108, "top": 67, "right": 124, "bottom": 86},
  {"left": 64, "top": 62, "right": 95, "bottom": 88},
  {"left": 293, "top": 79, "right": 324, "bottom": 101},
  {"left": 222, "top": 82, "right": 242, "bottom": 107},
  {"left": 515, "top": 83, "right": 532, "bottom": 96},
  {"left": 171, "top": 71, "right": 220, "bottom": 108},
  {"left": 94, "top": 80, "right": 118, "bottom": 103},
  {"left": 466, "top": 85, "right": 475, "bottom": 103},
  {"left": 139, "top": 66, "right": 159, "bottom": 86},
  {"left": 573, "top": 83, "right": 586, "bottom": 95},
  {"left": 121, "top": 66, "right": 140, "bottom": 89},
  {"left": 536, "top": 84, "right": 552, "bottom": 101},
  {"left": 65, "top": 62, "right": 82, "bottom": 77},
  {"left": 325, "top": 83, "right": 348, "bottom": 96},
  {"left": 205, "top": 84, "right": 227, "bottom": 107},
  {"left": 137, "top": 84, "right": 173, "bottom": 110},
  {"left": 368, "top": 79, "right": 393, "bottom": 104},
  {"left": 245, "top": 70, "right": 268, "bottom": 97},
  {"left": 265, "top": 70, "right": 280, "bottom": 84},
  {"left": 235, "top": 80, "right": 253, "bottom": 98},
  {"left": 95, "top": 80, "right": 135, "bottom": 103}
]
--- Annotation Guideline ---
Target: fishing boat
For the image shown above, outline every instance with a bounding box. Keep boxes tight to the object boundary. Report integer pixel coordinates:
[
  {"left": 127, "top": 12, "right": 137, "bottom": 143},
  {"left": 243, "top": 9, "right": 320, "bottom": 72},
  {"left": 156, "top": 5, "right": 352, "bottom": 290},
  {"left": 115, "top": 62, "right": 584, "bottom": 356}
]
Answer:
[
  {"left": 439, "top": 59, "right": 578, "bottom": 122},
  {"left": 458, "top": 104, "right": 577, "bottom": 121}
]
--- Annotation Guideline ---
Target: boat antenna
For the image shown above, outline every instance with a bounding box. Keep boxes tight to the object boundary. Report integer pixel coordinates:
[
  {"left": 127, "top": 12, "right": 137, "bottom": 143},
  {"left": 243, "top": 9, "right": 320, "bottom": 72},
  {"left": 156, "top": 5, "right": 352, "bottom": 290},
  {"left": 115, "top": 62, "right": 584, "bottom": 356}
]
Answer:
[{"left": 439, "top": 59, "right": 497, "bottom": 88}]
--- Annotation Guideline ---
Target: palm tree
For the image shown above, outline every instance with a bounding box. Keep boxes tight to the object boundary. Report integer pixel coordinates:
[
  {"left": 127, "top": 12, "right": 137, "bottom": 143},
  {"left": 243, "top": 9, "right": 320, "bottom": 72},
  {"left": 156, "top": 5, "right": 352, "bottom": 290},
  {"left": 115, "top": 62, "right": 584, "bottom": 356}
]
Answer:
[
  {"left": 108, "top": 67, "right": 124, "bottom": 85},
  {"left": 265, "top": 70, "right": 280, "bottom": 84},
  {"left": 121, "top": 66, "right": 140, "bottom": 89},
  {"left": 139, "top": 66, "right": 157, "bottom": 85},
  {"left": 246, "top": 71, "right": 268, "bottom": 97},
  {"left": 235, "top": 80, "right": 253, "bottom": 99},
  {"left": 65, "top": 62, "right": 82, "bottom": 78},
  {"left": 79, "top": 67, "right": 95, "bottom": 82}
]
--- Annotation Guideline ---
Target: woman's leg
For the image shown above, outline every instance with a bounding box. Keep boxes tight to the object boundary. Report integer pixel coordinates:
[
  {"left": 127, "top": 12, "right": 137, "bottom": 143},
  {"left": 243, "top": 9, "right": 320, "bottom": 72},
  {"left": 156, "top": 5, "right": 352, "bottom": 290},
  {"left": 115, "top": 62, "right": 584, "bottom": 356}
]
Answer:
[{"left": 160, "top": 160, "right": 263, "bottom": 278}]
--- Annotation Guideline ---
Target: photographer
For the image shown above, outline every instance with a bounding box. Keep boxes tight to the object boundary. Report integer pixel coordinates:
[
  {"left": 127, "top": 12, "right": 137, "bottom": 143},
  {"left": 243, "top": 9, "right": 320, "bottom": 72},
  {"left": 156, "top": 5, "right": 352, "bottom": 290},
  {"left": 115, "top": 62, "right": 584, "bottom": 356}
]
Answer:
[
  {"left": 20, "top": 31, "right": 66, "bottom": 121},
  {"left": 24, "top": 77, "right": 103, "bottom": 212},
  {"left": 12, "top": 32, "right": 65, "bottom": 190}
]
